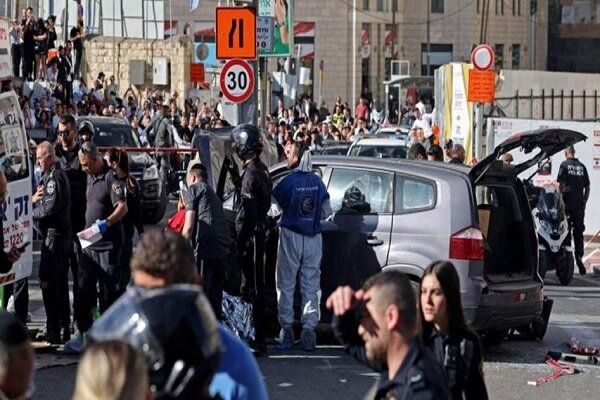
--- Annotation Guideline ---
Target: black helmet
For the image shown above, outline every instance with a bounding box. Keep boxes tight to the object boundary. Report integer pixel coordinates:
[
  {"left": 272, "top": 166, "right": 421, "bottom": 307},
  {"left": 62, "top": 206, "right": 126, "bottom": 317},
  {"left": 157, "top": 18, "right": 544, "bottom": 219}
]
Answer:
[
  {"left": 341, "top": 185, "right": 370, "bottom": 213},
  {"left": 231, "top": 124, "right": 263, "bottom": 158},
  {"left": 89, "top": 285, "right": 222, "bottom": 400}
]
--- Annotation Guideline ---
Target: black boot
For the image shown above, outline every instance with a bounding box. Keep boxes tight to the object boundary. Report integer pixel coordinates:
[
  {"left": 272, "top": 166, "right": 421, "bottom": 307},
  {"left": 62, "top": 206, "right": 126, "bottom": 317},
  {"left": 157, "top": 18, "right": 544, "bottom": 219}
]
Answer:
[{"left": 576, "top": 257, "right": 586, "bottom": 275}]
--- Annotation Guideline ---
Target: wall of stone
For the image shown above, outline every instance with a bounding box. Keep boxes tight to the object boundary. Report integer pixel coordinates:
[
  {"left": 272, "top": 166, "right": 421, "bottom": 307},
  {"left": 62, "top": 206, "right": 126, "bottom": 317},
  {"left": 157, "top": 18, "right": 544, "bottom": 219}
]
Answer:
[{"left": 83, "top": 35, "right": 194, "bottom": 106}]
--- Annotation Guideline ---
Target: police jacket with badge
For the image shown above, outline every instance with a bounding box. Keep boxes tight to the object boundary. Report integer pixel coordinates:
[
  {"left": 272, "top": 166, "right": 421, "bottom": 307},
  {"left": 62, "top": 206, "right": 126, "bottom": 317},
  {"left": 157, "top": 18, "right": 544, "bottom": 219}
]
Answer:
[
  {"left": 557, "top": 157, "right": 590, "bottom": 211},
  {"left": 422, "top": 326, "right": 488, "bottom": 400},
  {"left": 85, "top": 161, "right": 126, "bottom": 251},
  {"left": 235, "top": 157, "right": 272, "bottom": 244},
  {"left": 33, "top": 162, "right": 72, "bottom": 239},
  {"left": 184, "top": 181, "right": 230, "bottom": 260},
  {"left": 55, "top": 142, "right": 87, "bottom": 233},
  {"left": 333, "top": 309, "right": 451, "bottom": 400},
  {"left": 272, "top": 158, "right": 329, "bottom": 237}
]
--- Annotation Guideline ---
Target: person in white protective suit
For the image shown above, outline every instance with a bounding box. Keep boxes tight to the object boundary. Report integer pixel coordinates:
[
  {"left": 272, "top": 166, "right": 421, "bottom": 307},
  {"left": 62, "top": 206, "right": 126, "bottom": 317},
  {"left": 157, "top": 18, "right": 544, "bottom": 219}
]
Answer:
[{"left": 272, "top": 143, "right": 332, "bottom": 351}]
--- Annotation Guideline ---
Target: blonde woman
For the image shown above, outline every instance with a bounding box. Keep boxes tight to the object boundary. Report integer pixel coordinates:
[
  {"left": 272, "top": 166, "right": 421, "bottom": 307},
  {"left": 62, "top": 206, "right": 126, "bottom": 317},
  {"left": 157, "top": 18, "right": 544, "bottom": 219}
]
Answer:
[{"left": 73, "top": 340, "right": 150, "bottom": 400}]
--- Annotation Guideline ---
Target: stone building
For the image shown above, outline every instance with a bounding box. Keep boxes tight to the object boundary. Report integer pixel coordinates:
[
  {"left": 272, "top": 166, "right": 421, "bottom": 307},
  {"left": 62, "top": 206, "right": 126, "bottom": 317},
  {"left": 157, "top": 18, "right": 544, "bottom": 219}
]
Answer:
[{"left": 25, "top": 0, "right": 548, "bottom": 113}]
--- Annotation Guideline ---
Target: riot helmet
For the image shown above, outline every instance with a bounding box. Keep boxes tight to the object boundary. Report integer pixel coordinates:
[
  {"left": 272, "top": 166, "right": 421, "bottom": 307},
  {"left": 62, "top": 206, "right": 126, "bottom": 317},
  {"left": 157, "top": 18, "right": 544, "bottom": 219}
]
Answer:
[
  {"left": 89, "top": 285, "right": 222, "bottom": 400},
  {"left": 231, "top": 124, "right": 263, "bottom": 158}
]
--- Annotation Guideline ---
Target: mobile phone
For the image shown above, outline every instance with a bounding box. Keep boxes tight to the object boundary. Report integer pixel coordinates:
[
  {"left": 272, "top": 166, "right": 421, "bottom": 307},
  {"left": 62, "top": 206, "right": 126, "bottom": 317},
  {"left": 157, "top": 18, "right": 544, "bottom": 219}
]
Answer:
[{"left": 17, "top": 241, "right": 30, "bottom": 253}]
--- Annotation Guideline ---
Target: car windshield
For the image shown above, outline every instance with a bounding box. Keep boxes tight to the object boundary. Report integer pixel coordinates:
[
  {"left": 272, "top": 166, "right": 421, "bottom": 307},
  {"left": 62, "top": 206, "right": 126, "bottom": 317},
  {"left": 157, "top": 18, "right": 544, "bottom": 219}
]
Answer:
[
  {"left": 321, "top": 147, "right": 349, "bottom": 155},
  {"left": 92, "top": 124, "right": 141, "bottom": 148},
  {"left": 349, "top": 145, "right": 407, "bottom": 159}
]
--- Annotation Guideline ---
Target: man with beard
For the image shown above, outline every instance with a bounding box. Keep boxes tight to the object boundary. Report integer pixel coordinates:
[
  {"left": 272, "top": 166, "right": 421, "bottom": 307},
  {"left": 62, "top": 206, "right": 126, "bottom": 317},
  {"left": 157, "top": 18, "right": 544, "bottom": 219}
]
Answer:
[{"left": 326, "top": 271, "right": 450, "bottom": 400}]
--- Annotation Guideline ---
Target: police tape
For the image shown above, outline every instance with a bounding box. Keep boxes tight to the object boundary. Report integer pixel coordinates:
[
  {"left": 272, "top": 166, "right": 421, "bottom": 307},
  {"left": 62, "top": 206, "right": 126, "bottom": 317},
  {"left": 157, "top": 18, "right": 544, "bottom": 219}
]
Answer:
[
  {"left": 527, "top": 357, "right": 576, "bottom": 386},
  {"left": 28, "top": 145, "right": 198, "bottom": 154},
  {"left": 0, "top": 273, "right": 16, "bottom": 285}
]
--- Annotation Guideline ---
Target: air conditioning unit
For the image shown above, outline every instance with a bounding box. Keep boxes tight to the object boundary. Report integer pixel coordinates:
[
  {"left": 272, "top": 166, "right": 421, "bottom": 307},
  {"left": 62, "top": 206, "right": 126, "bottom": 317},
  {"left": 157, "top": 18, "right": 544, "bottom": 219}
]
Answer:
[
  {"left": 129, "top": 60, "right": 146, "bottom": 85},
  {"left": 153, "top": 57, "right": 170, "bottom": 86}
]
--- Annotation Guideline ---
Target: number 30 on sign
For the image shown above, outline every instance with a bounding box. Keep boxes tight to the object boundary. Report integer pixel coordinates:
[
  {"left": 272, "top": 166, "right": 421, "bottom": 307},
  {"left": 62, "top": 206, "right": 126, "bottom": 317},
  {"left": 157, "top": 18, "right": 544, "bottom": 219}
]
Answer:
[{"left": 220, "top": 59, "right": 255, "bottom": 104}]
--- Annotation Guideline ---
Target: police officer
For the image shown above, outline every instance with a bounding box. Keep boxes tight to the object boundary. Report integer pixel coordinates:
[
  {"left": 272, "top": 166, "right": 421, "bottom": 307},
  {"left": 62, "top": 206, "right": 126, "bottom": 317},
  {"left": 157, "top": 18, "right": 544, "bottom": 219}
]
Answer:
[
  {"left": 32, "top": 141, "right": 72, "bottom": 344},
  {"left": 182, "top": 162, "right": 230, "bottom": 320},
  {"left": 231, "top": 124, "right": 273, "bottom": 355},
  {"left": 65, "top": 142, "right": 128, "bottom": 353},
  {"left": 327, "top": 271, "right": 451, "bottom": 400},
  {"left": 55, "top": 114, "right": 87, "bottom": 338},
  {"left": 558, "top": 145, "right": 590, "bottom": 275}
]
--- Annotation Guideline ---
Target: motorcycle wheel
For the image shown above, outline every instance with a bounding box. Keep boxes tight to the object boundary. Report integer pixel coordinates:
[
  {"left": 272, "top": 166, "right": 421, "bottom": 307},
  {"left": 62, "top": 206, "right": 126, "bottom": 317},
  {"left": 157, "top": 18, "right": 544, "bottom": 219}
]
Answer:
[{"left": 556, "top": 252, "right": 574, "bottom": 286}]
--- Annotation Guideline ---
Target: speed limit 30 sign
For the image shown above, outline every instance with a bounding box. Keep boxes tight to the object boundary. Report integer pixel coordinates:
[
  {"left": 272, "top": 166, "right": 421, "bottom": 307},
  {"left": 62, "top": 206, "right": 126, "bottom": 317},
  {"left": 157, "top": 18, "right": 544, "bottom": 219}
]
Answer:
[{"left": 220, "top": 59, "right": 255, "bottom": 103}]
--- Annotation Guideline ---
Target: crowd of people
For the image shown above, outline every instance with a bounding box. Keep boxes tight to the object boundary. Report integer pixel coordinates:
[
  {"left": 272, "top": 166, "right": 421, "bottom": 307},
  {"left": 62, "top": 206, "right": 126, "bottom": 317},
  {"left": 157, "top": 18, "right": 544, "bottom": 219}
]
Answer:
[{"left": 0, "top": 79, "right": 593, "bottom": 399}]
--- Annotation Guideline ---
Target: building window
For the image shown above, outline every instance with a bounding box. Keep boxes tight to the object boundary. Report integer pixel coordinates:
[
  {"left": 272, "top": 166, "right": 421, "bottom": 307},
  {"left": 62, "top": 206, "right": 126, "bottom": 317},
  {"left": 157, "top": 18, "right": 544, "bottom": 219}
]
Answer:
[
  {"left": 512, "top": 44, "right": 521, "bottom": 69},
  {"left": 495, "top": 0, "right": 504, "bottom": 15},
  {"left": 421, "top": 43, "right": 453, "bottom": 76},
  {"left": 495, "top": 44, "right": 504, "bottom": 69},
  {"left": 378, "top": 0, "right": 395, "bottom": 12},
  {"left": 518, "top": 0, "right": 521, "bottom": 16},
  {"left": 432, "top": 0, "right": 444, "bottom": 14},
  {"left": 363, "top": 0, "right": 370, "bottom": 10},
  {"left": 476, "top": 0, "right": 480, "bottom": 14},
  {"left": 512, "top": 0, "right": 516, "bottom": 16}
]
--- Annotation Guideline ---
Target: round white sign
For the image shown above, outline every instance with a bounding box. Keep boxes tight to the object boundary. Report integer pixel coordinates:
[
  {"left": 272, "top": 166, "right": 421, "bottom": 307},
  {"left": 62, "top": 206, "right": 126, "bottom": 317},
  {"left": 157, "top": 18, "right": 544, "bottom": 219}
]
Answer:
[
  {"left": 220, "top": 59, "right": 255, "bottom": 103},
  {"left": 471, "top": 44, "right": 495, "bottom": 71}
]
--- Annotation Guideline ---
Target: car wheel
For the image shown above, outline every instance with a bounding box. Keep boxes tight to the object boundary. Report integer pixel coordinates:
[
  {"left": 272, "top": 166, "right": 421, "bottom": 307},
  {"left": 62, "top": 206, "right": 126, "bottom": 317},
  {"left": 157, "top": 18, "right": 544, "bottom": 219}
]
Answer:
[{"left": 555, "top": 252, "right": 574, "bottom": 286}]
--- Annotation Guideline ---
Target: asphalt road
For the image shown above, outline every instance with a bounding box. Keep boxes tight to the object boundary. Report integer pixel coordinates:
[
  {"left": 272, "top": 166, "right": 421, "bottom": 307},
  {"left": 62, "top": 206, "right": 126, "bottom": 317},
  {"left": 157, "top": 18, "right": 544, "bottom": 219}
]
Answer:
[{"left": 22, "top": 203, "right": 600, "bottom": 400}]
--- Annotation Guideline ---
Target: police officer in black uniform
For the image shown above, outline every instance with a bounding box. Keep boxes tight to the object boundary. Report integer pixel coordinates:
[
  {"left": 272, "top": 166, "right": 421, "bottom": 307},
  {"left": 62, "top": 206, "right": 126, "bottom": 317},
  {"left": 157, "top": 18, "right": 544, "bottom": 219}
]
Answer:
[
  {"left": 558, "top": 145, "right": 591, "bottom": 275},
  {"left": 65, "top": 142, "right": 127, "bottom": 352},
  {"left": 327, "top": 271, "right": 450, "bottom": 400},
  {"left": 55, "top": 115, "right": 87, "bottom": 338},
  {"left": 231, "top": 124, "right": 273, "bottom": 355},
  {"left": 32, "top": 141, "right": 72, "bottom": 344},
  {"left": 182, "top": 162, "right": 230, "bottom": 320}
]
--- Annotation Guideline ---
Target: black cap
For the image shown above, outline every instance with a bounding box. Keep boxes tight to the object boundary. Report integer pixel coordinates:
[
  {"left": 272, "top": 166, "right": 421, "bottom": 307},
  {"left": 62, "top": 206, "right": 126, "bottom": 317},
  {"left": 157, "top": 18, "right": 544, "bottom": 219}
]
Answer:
[{"left": 0, "top": 311, "right": 28, "bottom": 346}]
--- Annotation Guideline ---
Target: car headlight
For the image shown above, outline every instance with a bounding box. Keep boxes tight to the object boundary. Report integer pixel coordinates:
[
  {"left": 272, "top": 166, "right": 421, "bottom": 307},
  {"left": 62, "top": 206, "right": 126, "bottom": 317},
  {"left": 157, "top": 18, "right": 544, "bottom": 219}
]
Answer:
[{"left": 142, "top": 165, "right": 159, "bottom": 180}]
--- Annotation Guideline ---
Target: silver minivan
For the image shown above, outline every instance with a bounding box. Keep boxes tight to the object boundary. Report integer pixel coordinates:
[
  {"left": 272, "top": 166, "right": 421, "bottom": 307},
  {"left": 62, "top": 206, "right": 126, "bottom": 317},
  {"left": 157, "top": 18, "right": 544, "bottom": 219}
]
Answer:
[{"left": 263, "top": 128, "right": 586, "bottom": 337}]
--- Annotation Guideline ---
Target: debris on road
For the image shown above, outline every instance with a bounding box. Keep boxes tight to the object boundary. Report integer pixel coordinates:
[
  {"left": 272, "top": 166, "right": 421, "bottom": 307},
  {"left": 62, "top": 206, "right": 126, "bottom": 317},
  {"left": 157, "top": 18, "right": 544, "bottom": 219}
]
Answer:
[
  {"left": 527, "top": 358, "right": 576, "bottom": 386},
  {"left": 547, "top": 351, "right": 599, "bottom": 366},
  {"left": 566, "top": 338, "right": 600, "bottom": 356}
]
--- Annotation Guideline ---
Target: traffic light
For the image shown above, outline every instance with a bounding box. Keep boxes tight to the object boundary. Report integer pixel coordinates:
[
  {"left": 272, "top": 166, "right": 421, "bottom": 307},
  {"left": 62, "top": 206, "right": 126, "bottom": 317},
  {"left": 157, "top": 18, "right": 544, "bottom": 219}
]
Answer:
[{"left": 530, "top": 0, "right": 537, "bottom": 15}]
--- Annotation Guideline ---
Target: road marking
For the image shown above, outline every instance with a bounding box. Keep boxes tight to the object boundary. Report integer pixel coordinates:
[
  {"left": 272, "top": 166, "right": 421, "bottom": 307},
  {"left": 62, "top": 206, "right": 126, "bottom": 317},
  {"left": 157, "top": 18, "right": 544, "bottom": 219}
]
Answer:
[{"left": 550, "top": 313, "right": 600, "bottom": 324}]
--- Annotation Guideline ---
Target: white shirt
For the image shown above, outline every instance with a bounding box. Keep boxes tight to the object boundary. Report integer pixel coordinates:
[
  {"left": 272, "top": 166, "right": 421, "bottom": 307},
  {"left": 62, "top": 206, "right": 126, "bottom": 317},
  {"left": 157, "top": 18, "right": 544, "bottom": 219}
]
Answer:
[{"left": 411, "top": 114, "right": 433, "bottom": 138}]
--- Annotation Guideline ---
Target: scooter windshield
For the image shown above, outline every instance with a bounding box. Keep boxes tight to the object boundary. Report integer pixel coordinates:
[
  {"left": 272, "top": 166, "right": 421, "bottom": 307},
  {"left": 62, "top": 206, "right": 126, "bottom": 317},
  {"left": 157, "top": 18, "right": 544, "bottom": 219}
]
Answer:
[{"left": 538, "top": 189, "right": 565, "bottom": 223}]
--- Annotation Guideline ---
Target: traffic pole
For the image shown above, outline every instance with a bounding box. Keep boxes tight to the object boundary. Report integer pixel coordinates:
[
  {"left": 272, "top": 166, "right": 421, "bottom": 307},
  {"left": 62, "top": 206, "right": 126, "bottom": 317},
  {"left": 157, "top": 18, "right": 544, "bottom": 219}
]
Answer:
[
  {"left": 259, "top": 57, "right": 267, "bottom": 129},
  {"left": 475, "top": 102, "right": 484, "bottom": 160}
]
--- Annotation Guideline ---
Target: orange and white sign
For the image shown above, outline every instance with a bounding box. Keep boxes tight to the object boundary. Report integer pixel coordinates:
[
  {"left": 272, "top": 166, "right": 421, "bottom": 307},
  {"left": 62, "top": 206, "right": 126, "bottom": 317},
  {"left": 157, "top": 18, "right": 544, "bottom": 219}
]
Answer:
[
  {"left": 216, "top": 7, "right": 257, "bottom": 60},
  {"left": 468, "top": 70, "right": 496, "bottom": 103}
]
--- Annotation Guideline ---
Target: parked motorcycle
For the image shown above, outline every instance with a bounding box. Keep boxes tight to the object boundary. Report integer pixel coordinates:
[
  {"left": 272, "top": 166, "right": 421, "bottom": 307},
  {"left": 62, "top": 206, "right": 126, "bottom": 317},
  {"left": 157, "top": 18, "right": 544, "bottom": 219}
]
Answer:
[{"left": 531, "top": 185, "right": 574, "bottom": 285}]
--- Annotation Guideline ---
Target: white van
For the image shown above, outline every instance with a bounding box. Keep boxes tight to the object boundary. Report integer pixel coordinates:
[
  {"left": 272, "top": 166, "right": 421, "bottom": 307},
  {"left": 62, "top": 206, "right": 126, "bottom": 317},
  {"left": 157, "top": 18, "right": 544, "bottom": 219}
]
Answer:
[{"left": 0, "top": 91, "right": 33, "bottom": 288}]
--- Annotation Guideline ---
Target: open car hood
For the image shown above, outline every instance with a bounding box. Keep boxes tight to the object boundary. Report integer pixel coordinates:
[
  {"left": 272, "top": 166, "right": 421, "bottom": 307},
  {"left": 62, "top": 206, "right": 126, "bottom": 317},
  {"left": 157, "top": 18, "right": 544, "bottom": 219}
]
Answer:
[{"left": 470, "top": 128, "right": 587, "bottom": 182}]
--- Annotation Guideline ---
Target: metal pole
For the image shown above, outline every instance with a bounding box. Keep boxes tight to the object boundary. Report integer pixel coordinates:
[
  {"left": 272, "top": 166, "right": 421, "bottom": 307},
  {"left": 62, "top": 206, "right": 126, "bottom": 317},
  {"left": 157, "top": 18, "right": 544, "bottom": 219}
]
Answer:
[
  {"left": 530, "top": 4, "right": 536, "bottom": 69},
  {"left": 475, "top": 103, "right": 483, "bottom": 161},
  {"left": 259, "top": 57, "right": 267, "bottom": 128},
  {"left": 352, "top": 0, "right": 357, "bottom": 110},
  {"left": 426, "top": 0, "right": 431, "bottom": 76}
]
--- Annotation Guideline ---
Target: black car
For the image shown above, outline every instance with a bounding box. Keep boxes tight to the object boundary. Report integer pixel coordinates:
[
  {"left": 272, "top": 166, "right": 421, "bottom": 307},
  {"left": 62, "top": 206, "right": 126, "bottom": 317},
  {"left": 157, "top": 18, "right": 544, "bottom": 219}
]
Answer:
[{"left": 76, "top": 116, "right": 168, "bottom": 223}]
